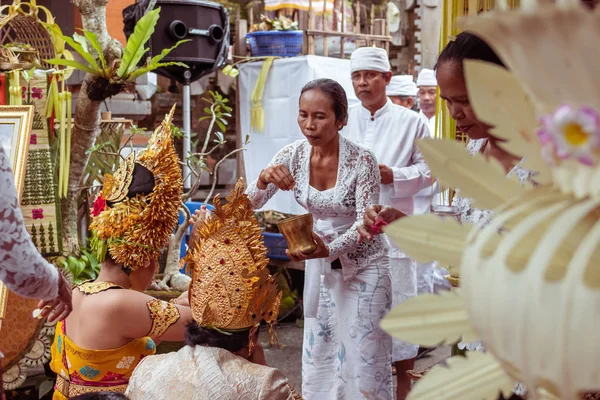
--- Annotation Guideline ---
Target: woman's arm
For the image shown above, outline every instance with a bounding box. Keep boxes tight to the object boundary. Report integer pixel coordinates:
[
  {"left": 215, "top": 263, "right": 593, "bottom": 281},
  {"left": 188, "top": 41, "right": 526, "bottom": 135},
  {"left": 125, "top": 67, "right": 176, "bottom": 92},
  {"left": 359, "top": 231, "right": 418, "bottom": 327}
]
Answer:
[
  {"left": 325, "top": 150, "right": 381, "bottom": 261},
  {"left": 246, "top": 144, "right": 296, "bottom": 209},
  {"left": 116, "top": 290, "right": 194, "bottom": 343},
  {"left": 0, "top": 147, "right": 60, "bottom": 300}
]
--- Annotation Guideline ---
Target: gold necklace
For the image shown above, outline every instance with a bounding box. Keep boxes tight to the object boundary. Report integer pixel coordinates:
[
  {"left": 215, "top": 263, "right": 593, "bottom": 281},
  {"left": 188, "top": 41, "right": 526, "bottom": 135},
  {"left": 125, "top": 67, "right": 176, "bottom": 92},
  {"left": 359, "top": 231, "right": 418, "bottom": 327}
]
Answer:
[{"left": 77, "top": 281, "right": 123, "bottom": 295}]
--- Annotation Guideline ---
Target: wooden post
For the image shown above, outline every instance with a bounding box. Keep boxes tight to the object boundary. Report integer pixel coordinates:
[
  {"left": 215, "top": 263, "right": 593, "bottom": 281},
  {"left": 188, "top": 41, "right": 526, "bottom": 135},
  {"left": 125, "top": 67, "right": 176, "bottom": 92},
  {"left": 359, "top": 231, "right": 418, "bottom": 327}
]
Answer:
[
  {"left": 249, "top": 4, "right": 254, "bottom": 26},
  {"left": 340, "top": 0, "right": 345, "bottom": 58},
  {"left": 308, "top": 0, "right": 315, "bottom": 54},
  {"left": 299, "top": 10, "right": 309, "bottom": 54},
  {"left": 374, "top": 18, "right": 384, "bottom": 48},
  {"left": 354, "top": 0, "right": 360, "bottom": 33},
  {"left": 322, "top": 0, "right": 328, "bottom": 57},
  {"left": 369, "top": 4, "right": 374, "bottom": 34},
  {"left": 235, "top": 19, "right": 248, "bottom": 57}
]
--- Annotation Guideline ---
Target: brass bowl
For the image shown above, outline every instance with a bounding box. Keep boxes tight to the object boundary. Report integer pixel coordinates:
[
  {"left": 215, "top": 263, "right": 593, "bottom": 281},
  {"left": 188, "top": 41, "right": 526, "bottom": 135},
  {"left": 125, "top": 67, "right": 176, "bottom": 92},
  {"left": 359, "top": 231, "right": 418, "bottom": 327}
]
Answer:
[{"left": 277, "top": 213, "right": 317, "bottom": 255}]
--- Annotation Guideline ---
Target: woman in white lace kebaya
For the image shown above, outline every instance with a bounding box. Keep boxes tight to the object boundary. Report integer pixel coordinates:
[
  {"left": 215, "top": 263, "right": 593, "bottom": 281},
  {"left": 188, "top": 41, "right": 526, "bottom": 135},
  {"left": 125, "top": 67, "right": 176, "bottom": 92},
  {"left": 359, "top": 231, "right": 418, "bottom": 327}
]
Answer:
[
  {"left": 247, "top": 79, "right": 393, "bottom": 399},
  {"left": 0, "top": 146, "right": 72, "bottom": 321}
]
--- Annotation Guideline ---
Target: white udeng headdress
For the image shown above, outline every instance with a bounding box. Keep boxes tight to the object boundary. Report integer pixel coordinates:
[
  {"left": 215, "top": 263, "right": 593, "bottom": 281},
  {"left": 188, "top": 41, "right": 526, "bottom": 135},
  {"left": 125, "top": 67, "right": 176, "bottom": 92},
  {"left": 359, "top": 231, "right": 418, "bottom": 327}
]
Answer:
[
  {"left": 416, "top": 68, "right": 437, "bottom": 87},
  {"left": 350, "top": 47, "right": 390, "bottom": 74},
  {"left": 387, "top": 75, "right": 418, "bottom": 97},
  {"left": 381, "top": 4, "right": 600, "bottom": 400}
]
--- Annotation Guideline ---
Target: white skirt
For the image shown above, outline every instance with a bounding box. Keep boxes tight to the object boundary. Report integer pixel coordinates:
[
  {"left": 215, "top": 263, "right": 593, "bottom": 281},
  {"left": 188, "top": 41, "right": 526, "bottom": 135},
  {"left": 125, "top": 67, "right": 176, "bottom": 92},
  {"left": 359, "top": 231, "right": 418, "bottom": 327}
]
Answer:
[
  {"left": 301, "top": 255, "right": 393, "bottom": 400},
  {"left": 389, "top": 256, "right": 420, "bottom": 362}
]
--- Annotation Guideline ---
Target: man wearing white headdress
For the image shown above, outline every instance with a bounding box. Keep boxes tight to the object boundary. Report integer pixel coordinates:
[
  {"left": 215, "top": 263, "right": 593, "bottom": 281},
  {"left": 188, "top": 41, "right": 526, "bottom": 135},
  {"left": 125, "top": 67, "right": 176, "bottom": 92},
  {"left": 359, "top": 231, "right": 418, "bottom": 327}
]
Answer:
[
  {"left": 387, "top": 75, "right": 418, "bottom": 110},
  {"left": 416, "top": 68, "right": 438, "bottom": 135},
  {"left": 342, "top": 46, "right": 432, "bottom": 400}
]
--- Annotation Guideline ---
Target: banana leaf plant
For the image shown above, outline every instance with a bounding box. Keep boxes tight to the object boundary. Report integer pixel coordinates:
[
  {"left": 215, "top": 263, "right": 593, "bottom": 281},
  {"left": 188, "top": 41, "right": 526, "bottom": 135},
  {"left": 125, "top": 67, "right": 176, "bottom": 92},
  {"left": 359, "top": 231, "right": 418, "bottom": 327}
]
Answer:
[{"left": 46, "top": 8, "right": 189, "bottom": 100}]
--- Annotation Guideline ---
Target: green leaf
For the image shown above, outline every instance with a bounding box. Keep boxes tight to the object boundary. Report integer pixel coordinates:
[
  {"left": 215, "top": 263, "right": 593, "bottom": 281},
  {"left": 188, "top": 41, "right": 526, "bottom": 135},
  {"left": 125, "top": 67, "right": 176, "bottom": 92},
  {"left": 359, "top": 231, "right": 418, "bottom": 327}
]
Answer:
[
  {"left": 73, "top": 32, "right": 88, "bottom": 53},
  {"left": 45, "top": 58, "right": 97, "bottom": 75},
  {"left": 117, "top": 8, "right": 161, "bottom": 79},
  {"left": 215, "top": 131, "right": 225, "bottom": 143},
  {"left": 146, "top": 39, "right": 191, "bottom": 67},
  {"left": 83, "top": 30, "right": 107, "bottom": 71},
  {"left": 127, "top": 61, "right": 188, "bottom": 81},
  {"left": 203, "top": 107, "right": 211, "bottom": 114},
  {"left": 216, "top": 119, "right": 226, "bottom": 132},
  {"left": 198, "top": 116, "right": 211, "bottom": 122},
  {"left": 62, "top": 34, "right": 100, "bottom": 72}
]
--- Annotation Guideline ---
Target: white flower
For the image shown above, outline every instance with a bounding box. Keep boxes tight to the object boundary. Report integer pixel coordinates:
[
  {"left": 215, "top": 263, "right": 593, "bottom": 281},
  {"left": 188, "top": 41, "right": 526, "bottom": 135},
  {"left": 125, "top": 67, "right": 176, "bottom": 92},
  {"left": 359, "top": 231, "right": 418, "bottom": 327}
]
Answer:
[{"left": 539, "top": 105, "right": 600, "bottom": 165}]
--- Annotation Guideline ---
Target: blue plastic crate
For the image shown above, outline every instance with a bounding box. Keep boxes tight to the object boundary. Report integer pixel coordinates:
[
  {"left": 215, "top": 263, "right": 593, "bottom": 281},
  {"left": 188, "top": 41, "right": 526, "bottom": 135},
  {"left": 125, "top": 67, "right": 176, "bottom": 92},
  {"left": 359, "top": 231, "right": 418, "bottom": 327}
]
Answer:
[
  {"left": 179, "top": 202, "right": 215, "bottom": 260},
  {"left": 262, "top": 231, "right": 290, "bottom": 261},
  {"left": 246, "top": 31, "right": 303, "bottom": 57}
]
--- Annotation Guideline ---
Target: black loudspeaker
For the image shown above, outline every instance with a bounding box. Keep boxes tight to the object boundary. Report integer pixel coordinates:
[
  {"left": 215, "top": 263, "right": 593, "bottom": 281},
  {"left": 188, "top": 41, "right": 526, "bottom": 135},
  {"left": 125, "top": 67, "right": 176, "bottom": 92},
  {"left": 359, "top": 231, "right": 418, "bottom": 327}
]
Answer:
[{"left": 123, "top": 0, "right": 230, "bottom": 84}]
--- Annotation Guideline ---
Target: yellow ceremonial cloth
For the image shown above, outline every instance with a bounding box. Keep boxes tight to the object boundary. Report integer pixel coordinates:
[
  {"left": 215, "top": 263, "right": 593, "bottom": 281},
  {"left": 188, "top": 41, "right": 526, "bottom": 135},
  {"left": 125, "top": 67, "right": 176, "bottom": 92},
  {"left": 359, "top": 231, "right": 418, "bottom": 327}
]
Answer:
[{"left": 50, "top": 320, "right": 156, "bottom": 399}]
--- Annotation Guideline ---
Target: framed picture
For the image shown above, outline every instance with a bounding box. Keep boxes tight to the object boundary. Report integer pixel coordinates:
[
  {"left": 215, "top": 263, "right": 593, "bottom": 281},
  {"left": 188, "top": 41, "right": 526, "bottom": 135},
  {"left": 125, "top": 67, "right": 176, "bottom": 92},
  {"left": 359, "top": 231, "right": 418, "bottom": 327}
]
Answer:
[
  {"left": 0, "top": 105, "right": 34, "bottom": 324},
  {"left": 0, "top": 105, "right": 34, "bottom": 203}
]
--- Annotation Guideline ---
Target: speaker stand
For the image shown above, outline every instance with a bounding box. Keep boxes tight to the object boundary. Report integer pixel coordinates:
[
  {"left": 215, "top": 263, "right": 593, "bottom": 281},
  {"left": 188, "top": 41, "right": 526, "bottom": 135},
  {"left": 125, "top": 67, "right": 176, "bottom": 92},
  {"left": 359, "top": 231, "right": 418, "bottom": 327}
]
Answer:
[{"left": 182, "top": 80, "right": 192, "bottom": 190}]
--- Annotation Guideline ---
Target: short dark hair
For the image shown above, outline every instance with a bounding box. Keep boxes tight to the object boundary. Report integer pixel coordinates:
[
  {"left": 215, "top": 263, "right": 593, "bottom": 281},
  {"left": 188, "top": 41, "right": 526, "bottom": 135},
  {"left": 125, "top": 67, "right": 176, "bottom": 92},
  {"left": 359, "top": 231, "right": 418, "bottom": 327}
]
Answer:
[
  {"left": 185, "top": 322, "right": 258, "bottom": 353},
  {"left": 71, "top": 393, "right": 129, "bottom": 400},
  {"left": 435, "top": 31, "right": 505, "bottom": 71},
  {"left": 300, "top": 78, "right": 349, "bottom": 125}
]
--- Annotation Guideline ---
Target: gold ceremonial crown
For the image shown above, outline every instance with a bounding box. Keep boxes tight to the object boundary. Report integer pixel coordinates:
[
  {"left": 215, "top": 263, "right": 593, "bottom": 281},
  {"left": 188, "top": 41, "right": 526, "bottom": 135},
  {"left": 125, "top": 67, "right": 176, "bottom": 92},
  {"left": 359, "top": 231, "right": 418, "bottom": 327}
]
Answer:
[
  {"left": 185, "top": 178, "right": 281, "bottom": 332},
  {"left": 89, "top": 105, "right": 183, "bottom": 271}
]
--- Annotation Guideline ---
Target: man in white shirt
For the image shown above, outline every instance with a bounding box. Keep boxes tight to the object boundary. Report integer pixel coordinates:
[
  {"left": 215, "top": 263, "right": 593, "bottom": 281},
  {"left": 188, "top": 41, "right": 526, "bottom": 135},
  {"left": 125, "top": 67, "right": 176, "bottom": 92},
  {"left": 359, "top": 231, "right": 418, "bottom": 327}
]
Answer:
[
  {"left": 416, "top": 68, "right": 438, "bottom": 136},
  {"left": 343, "top": 46, "right": 432, "bottom": 400},
  {"left": 387, "top": 75, "right": 418, "bottom": 110}
]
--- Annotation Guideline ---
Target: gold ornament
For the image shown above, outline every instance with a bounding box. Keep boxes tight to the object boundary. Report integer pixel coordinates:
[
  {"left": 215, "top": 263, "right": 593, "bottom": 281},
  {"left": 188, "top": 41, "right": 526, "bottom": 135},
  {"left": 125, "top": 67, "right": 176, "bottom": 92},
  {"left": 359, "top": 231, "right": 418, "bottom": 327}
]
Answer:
[
  {"left": 185, "top": 178, "right": 282, "bottom": 334},
  {"left": 89, "top": 104, "right": 183, "bottom": 271}
]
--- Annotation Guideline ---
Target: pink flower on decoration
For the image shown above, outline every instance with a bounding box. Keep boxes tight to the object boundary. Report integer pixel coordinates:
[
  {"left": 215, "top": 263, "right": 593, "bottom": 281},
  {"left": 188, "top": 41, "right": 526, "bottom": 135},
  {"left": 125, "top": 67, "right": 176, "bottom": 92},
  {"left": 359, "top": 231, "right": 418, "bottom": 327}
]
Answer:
[
  {"left": 30, "top": 134, "right": 37, "bottom": 145},
  {"left": 21, "top": 86, "right": 26, "bottom": 99},
  {"left": 536, "top": 105, "right": 600, "bottom": 166},
  {"left": 31, "top": 88, "right": 43, "bottom": 99},
  {"left": 32, "top": 208, "right": 44, "bottom": 220}
]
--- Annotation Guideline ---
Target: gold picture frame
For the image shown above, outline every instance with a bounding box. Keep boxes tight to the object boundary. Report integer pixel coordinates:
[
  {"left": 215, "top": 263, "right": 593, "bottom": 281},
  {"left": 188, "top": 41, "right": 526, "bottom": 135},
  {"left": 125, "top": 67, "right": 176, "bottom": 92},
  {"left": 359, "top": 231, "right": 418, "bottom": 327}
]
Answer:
[{"left": 0, "top": 105, "right": 34, "bottom": 326}]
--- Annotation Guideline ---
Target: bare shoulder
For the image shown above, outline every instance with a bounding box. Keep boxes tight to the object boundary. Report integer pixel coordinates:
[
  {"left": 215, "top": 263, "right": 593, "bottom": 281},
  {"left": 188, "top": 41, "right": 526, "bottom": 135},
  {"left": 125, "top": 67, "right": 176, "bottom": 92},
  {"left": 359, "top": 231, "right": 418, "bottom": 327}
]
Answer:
[{"left": 79, "top": 288, "right": 157, "bottom": 318}]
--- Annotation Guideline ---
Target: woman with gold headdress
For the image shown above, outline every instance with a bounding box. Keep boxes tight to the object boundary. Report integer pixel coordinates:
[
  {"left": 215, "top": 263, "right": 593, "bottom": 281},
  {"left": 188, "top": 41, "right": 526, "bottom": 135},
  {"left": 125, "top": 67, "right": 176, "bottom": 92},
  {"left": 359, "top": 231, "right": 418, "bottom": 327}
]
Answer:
[
  {"left": 125, "top": 179, "right": 299, "bottom": 400},
  {"left": 49, "top": 106, "right": 194, "bottom": 399}
]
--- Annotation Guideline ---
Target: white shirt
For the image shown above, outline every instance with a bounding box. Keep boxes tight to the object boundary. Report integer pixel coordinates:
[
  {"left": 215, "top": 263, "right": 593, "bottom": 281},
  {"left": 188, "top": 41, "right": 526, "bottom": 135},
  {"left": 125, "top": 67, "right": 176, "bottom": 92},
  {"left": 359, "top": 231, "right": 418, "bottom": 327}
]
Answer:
[
  {"left": 342, "top": 98, "right": 432, "bottom": 216},
  {"left": 419, "top": 110, "right": 436, "bottom": 136},
  {"left": 414, "top": 110, "right": 441, "bottom": 214}
]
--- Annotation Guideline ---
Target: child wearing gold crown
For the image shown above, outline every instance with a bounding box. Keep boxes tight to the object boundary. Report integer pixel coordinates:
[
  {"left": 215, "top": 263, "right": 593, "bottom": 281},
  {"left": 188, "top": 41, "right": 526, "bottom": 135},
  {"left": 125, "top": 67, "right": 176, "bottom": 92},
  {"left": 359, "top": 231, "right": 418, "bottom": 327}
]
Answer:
[
  {"left": 125, "top": 179, "right": 300, "bottom": 400},
  {"left": 49, "top": 106, "right": 194, "bottom": 399}
]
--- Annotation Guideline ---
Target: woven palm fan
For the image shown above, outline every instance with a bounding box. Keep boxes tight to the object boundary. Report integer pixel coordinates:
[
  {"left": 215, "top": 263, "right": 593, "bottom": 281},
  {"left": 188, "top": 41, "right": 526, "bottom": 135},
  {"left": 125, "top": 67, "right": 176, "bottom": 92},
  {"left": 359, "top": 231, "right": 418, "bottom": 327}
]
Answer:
[{"left": 0, "top": 1, "right": 59, "bottom": 391}]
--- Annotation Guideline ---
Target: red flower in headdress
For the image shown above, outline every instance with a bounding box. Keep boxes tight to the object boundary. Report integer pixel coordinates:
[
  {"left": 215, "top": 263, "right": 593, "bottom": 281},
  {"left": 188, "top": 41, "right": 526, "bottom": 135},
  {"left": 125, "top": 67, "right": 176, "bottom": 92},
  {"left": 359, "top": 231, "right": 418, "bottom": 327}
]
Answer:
[{"left": 91, "top": 195, "right": 107, "bottom": 217}]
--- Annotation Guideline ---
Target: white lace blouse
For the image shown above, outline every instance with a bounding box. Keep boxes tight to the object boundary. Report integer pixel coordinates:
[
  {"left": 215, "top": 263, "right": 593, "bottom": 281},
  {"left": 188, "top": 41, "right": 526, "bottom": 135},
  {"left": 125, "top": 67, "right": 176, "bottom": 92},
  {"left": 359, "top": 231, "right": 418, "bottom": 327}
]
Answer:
[
  {"left": 452, "top": 139, "right": 532, "bottom": 227},
  {"left": 247, "top": 136, "right": 386, "bottom": 279},
  {"left": 0, "top": 146, "right": 58, "bottom": 300}
]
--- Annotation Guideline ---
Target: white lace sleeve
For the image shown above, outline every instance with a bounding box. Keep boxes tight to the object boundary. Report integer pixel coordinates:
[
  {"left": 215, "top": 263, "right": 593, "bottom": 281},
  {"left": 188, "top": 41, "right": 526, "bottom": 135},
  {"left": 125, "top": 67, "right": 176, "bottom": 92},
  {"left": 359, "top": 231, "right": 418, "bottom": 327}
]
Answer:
[
  {"left": 246, "top": 143, "right": 296, "bottom": 209},
  {"left": 0, "top": 147, "right": 59, "bottom": 300},
  {"left": 390, "top": 119, "right": 432, "bottom": 198},
  {"left": 326, "top": 149, "right": 381, "bottom": 261}
]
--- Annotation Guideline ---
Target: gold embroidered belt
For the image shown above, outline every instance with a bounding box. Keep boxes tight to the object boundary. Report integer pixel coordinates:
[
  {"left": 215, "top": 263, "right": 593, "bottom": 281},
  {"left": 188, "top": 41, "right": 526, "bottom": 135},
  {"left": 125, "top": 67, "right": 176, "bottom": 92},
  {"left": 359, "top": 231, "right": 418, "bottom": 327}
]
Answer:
[{"left": 55, "top": 376, "right": 127, "bottom": 397}]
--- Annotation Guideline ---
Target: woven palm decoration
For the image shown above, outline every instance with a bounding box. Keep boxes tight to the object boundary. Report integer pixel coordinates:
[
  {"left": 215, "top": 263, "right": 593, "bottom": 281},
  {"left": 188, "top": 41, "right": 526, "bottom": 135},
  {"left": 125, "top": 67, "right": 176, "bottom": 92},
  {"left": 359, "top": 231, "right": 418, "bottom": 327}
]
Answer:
[{"left": 381, "top": 2, "right": 600, "bottom": 399}]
